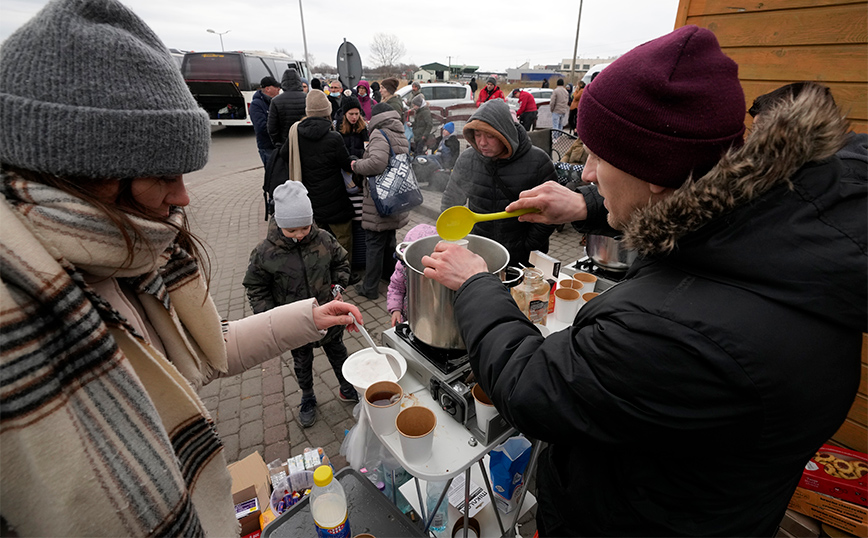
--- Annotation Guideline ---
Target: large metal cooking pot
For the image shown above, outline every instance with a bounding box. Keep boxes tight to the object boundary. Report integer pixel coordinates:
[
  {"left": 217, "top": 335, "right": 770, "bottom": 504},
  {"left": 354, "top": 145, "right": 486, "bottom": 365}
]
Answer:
[
  {"left": 584, "top": 234, "right": 638, "bottom": 272},
  {"left": 396, "top": 234, "right": 519, "bottom": 350}
]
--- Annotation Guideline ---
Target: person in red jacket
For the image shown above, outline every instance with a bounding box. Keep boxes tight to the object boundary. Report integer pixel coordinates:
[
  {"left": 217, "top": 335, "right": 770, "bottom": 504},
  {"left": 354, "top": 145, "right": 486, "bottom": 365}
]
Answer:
[
  {"left": 476, "top": 76, "right": 505, "bottom": 107},
  {"left": 512, "top": 88, "right": 538, "bottom": 131}
]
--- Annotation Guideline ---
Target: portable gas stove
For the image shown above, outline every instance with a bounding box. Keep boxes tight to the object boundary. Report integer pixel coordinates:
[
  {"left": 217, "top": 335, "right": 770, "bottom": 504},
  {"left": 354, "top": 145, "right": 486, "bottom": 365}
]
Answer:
[
  {"left": 382, "top": 323, "right": 476, "bottom": 426},
  {"left": 564, "top": 257, "right": 625, "bottom": 290}
]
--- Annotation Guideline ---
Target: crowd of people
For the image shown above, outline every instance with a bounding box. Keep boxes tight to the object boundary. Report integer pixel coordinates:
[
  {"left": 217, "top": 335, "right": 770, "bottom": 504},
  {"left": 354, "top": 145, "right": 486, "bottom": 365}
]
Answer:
[{"left": 1, "top": 1, "right": 865, "bottom": 537}]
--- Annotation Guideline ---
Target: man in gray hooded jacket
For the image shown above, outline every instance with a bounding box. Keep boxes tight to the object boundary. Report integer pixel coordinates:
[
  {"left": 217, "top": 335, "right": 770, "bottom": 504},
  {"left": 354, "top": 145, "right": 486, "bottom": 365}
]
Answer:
[{"left": 441, "top": 99, "right": 557, "bottom": 265}]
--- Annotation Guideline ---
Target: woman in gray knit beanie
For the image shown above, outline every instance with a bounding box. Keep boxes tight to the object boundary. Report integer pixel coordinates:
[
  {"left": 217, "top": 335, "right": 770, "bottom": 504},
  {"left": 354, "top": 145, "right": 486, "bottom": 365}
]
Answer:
[{"left": 0, "top": 0, "right": 363, "bottom": 535}]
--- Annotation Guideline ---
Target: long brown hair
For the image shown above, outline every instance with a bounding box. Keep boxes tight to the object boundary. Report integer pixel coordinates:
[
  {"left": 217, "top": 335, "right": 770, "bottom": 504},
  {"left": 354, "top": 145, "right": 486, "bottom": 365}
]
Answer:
[
  {"left": 4, "top": 165, "right": 211, "bottom": 284},
  {"left": 339, "top": 112, "right": 367, "bottom": 135}
]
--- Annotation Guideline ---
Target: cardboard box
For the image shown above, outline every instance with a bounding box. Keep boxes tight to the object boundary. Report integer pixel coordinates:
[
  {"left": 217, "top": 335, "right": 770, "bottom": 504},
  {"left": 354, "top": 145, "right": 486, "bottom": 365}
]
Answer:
[
  {"left": 790, "top": 488, "right": 867, "bottom": 524},
  {"left": 778, "top": 508, "right": 821, "bottom": 537},
  {"left": 529, "top": 251, "right": 561, "bottom": 281},
  {"left": 799, "top": 444, "right": 867, "bottom": 506},
  {"left": 788, "top": 488, "right": 868, "bottom": 536},
  {"left": 229, "top": 452, "right": 272, "bottom": 537}
]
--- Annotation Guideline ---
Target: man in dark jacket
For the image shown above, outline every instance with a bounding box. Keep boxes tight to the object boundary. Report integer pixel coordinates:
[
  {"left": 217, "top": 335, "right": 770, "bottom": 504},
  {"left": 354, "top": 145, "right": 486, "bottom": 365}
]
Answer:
[
  {"left": 250, "top": 76, "right": 280, "bottom": 164},
  {"left": 267, "top": 68, "right": 306, "bottom": 146},
  {"left": 441, "top": 99, "right": 556, "bottom": 266},
  {"left": 422, "top": 26, "right": 867, "bottom": 536}
]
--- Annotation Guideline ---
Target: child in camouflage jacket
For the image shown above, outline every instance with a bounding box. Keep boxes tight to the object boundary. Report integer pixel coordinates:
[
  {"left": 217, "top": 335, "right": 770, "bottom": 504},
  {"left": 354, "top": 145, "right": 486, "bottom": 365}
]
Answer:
[{"left": 243, "top": 181, "right": 356, "bottom": 428}]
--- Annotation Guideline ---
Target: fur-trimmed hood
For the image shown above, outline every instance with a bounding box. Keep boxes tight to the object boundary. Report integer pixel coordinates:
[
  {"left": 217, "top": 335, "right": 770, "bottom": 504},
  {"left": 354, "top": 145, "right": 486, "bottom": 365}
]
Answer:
[
  {"left": 620, "top": 83, "right": 866, "bottom": 331},
  {"left": 624, "top": 84, "right": 850, "bottom": 256}
]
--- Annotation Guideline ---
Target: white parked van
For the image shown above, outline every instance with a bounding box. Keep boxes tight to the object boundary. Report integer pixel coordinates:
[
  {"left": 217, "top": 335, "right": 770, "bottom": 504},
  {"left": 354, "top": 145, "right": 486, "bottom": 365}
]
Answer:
[{"left": 581, "top": 62, "right": 611, "bottom": 86}]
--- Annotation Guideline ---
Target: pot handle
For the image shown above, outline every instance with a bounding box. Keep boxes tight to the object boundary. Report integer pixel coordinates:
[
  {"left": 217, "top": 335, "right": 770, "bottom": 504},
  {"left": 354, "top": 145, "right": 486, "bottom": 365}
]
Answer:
[
  {"left": 500, "top": 266, "right": 524, "bottom": 288},
  {"left": 395, "top": 241, "right": 410, "bottom": 262}
]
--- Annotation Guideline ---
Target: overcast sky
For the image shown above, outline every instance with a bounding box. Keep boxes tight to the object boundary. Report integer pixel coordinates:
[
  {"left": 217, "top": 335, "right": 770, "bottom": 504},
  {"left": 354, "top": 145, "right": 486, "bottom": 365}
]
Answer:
[{"left": 1, "top": 0, "right": 680, "bottom": 73}]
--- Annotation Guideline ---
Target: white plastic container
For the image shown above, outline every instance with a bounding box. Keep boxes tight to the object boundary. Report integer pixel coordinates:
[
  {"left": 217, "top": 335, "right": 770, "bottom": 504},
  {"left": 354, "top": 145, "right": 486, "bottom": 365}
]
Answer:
[{"left": 310, "top": 465, "right": 351, "bottom": 538}]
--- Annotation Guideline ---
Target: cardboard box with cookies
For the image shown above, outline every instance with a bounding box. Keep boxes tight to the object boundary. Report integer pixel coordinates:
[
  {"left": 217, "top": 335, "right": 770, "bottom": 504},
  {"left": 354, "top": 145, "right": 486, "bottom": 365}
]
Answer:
[{"left": 800, "top": 444, "right": 868, "bottom": 507}]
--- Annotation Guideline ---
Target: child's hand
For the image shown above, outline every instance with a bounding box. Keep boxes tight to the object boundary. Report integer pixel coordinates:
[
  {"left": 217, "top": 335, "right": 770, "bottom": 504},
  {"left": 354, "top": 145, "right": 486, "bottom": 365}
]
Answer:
[{"left": 390, "top": 311, "right": 403, "bottom": 327}]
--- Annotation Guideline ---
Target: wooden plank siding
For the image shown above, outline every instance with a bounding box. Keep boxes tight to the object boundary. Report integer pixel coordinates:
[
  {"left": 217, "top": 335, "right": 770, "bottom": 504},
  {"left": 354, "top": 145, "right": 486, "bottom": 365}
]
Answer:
[
  {"left": 676, "top": 1, "right": 868, "bottom": 135},
  {"left": 676, "top": 1, "right": 868, "bottom": 454}
]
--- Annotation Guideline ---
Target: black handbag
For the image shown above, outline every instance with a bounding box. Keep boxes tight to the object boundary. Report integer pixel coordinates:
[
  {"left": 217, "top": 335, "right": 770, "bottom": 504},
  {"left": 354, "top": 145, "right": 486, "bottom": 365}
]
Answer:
[{"left": 367, "top": 129, "right": 423, "bottom": 216}]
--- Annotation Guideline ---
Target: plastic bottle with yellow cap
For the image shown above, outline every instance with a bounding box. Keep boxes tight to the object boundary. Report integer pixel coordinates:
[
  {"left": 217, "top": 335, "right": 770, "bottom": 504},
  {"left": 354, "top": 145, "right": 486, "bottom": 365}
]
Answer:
[{"left": 310, "top": 465, "right": 351, "bottom": 538}]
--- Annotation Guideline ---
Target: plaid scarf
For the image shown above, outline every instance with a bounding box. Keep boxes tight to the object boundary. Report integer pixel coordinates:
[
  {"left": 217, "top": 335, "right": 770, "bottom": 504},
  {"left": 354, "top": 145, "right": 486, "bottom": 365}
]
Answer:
[{"left": 1, "top": 173, "right": 235, "bottom": 536}]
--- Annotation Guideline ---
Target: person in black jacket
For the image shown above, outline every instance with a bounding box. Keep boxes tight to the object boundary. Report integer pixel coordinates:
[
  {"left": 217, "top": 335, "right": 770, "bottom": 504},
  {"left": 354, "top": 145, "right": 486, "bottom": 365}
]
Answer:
[
  {"left": 267, "top": 68, "right": 306, "bottom": 146},
  {"left": 337, "top": 95, "right": 368, "bottom": 159},
  {"left": 369, "top": 80, "right": 382, "bottom": 104},
  {"left": 250, "top": 76, "right": 280, "bottom": 164},
  {"left": 294, "top": 89, "right": 355, "bottom": 257},
  {"left": 440, "top": 98, "right": 556, "bottom": 266},
  {"left": 422, "top": 26, "right": 867, "bottom": 536}
]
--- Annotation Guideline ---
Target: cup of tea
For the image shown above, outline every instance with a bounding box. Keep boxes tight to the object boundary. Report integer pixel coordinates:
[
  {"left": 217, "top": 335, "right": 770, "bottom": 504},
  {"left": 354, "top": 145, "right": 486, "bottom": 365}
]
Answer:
[
  {"left": 396, "top": 406, "right": 437, "bottom": 464},
  {"left": 364, "top": 381, "right": 404, "bottom": 436}
]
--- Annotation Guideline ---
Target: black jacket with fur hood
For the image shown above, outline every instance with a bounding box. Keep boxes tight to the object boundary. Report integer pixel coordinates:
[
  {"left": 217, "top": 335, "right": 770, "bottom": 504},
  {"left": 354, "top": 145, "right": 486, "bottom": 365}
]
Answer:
[
  {"left": 441, "top": 99, "right": 557, "bottom": 265},
  {"left": 452, "top": 85, "right": 867, "bottom": 535}
]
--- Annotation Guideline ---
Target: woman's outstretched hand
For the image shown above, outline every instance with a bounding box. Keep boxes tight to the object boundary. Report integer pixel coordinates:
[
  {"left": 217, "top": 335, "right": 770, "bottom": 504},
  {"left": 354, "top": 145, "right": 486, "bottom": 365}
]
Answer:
[{"left": 313, "top": 300, "right": 363, "bottom": 332}]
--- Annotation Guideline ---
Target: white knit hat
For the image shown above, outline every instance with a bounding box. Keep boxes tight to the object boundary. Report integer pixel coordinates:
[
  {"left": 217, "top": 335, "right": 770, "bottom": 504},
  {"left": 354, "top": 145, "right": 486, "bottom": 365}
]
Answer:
[{"left": 273, "top": 181, "right": 313, "bottom": 229}]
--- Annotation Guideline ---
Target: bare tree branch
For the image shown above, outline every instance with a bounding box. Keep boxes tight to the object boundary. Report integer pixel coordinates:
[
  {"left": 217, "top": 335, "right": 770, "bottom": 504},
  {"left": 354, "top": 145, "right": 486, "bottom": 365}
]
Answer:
[{"left": 369, "top": 33, "right": 406, "bottom": 68}]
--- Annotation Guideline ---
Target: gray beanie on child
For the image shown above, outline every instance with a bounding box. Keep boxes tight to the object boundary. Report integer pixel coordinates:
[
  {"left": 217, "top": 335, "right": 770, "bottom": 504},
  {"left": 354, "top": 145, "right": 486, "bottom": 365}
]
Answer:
[
  {"left": 0, "top": 0, "right": 210, "bottom": 178},
  {"left": 273, "top": 181, "right": 313, "bottom": 229}
]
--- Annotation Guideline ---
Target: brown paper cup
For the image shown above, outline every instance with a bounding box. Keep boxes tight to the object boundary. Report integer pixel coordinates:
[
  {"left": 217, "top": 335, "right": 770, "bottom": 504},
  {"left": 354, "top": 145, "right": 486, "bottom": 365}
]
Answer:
[
  {"left": 573, "top": 272, "right": 597, "bottom": 292},
  {"left": 396, "top": 406, "right": 436, "bottom": 464},
  {"left": 365, "top": 381, "right": 403, "bottom": 435},
  {"left": 582, "top": 292, "right": 600, "bottom": 302},
  {"left": 471, "top": 384, "right": 498, "bottom": 435},
  {"left": 559, "top": 278, "right": 584, "bottom": 291},
  {"left": 554, "top": 287, "right": 582, "bottom": 322}
]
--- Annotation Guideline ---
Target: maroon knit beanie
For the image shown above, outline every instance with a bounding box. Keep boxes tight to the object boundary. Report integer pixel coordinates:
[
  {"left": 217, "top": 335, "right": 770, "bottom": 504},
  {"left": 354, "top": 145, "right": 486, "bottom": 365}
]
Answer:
[{"left": 578, "top": 25, "right": 746, "bottom": 188}]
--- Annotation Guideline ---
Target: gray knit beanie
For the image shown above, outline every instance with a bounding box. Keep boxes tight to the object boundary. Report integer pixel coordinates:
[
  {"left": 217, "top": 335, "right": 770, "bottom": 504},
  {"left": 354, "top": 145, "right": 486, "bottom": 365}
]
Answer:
[
  {"left": 0, "top": 0, "right": 210, "bottom": 178},
  {"left": 305, "top": 89, "right": 332, "bottom": 118},
  {"left": 273, "top": 181, "right": 313, "bottom": 229}
]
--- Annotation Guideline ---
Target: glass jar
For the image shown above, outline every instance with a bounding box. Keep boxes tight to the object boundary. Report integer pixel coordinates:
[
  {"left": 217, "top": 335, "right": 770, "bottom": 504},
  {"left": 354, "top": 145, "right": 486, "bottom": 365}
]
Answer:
[{"left": 510, "top": 267, "right": 550, "bottom": 325}]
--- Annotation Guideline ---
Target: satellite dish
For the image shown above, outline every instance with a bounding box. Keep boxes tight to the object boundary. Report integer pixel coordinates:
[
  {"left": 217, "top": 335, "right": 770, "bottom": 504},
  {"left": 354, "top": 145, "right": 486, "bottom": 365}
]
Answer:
[{"left": 337, "top": 39, "right": 363, "bottom": 89}]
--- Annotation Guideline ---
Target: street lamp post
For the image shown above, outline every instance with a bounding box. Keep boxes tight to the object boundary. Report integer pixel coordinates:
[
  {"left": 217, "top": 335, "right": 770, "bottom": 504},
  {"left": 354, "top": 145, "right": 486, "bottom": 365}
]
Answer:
[
  {"left": 569, "top": 0, "right": 584, "bottom": 85},
  {"left": 206, "top": 29, "right": 230, "bottom": 52}
]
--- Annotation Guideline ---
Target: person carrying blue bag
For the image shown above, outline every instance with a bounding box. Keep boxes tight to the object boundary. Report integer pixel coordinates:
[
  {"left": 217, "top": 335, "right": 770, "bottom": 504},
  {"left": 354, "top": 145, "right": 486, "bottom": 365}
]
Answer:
[{"left": 350, "top": 103, "right": 413, "bottom": 300}]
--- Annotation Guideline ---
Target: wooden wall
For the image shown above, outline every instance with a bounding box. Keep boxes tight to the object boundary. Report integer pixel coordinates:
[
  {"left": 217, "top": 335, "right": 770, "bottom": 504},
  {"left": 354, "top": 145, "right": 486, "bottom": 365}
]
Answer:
[{"left": 675, "top": 0, "right": 868, "bottom": 134}]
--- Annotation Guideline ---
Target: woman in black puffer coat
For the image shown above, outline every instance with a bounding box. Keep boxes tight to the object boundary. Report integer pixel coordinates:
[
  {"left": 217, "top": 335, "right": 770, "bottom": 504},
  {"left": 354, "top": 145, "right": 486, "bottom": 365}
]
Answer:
[{"left": 295, "top": 90, "right": 355, "bottom": 256}]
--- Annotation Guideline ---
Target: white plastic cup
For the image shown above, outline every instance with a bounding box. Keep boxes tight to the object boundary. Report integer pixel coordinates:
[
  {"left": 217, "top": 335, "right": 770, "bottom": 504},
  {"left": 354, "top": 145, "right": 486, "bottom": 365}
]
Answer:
[
  {"left": 396, "top": 406, "right": 437, "bottom": 464},
  {"left": 364, "top": 381, "right": 404, "bottom": 436},
  {"left": 554, "top": 288, "right": 583, "bottom": 323},
  {"left": 573, "top": 272, "right": 597, "bottom": 293},
  {"left": 471, "top": 384, "right": 498, "bottom": 436}
]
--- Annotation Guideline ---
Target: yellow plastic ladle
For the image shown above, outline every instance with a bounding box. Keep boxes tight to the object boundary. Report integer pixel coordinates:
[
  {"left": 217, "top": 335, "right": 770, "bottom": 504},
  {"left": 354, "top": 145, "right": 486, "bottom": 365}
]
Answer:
[{"left": 436, "top": 206, "right": 539, "bottom": 241}]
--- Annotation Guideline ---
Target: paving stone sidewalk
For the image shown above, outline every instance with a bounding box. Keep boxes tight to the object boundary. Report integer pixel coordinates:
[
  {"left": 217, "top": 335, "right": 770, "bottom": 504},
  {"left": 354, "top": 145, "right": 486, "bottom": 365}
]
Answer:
[{"left": 189, "top": 168, "right": 584, "bottom": 536}]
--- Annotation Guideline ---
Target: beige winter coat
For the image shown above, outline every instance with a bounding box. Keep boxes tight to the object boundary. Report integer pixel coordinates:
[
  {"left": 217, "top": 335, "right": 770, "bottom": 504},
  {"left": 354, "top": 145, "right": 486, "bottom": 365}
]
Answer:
[{"left": 352, "top": 108, "right": 411, "bottom": 232}]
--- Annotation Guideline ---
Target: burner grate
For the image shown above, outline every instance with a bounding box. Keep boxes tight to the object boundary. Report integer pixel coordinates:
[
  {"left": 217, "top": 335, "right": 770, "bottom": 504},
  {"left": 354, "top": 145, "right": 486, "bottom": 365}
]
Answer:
[
  {"left": 577, "top": 258, "right": 628, "bottom": 283},
  {"left": 394, "top": 323, "right": 469, "bottom": 375}
]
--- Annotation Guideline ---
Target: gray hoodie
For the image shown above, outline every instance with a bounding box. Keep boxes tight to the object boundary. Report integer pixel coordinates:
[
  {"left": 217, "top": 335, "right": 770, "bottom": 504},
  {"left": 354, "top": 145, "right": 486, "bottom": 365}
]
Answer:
[{"left": 442, "top": 99, "right": 557, "bottom": 265}]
